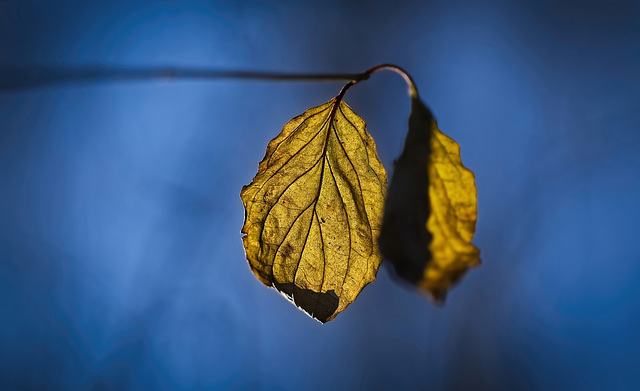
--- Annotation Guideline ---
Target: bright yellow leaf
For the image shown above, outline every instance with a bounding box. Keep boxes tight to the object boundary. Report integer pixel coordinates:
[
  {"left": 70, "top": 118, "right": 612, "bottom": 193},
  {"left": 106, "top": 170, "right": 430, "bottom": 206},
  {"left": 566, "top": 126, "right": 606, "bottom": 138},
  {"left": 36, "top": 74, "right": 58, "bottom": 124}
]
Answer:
[
  {"left": 379, "top": 97, "right": 480, "bottom": 302},
  {"left": 240, "top": 98, "right": 387, "bottom": 322}
]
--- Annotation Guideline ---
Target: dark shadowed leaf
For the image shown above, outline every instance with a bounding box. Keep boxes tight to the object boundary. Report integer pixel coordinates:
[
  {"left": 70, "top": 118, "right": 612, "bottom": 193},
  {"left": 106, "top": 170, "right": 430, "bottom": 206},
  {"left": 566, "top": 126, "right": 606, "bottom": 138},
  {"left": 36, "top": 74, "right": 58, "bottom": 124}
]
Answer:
[{"left": 379, "top": 97, "right": 480, "bottom": 302}]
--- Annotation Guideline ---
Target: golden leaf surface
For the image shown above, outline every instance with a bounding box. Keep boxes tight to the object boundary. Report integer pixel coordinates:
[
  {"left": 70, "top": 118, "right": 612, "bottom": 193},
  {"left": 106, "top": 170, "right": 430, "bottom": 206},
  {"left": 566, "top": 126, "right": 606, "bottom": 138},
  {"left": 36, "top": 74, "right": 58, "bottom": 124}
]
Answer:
[
  {"left": 241, "top": 98, "right": 387, "bottom": 322},
  {"left": 379, "top": 97, "right": 480, "bottom": 302}
]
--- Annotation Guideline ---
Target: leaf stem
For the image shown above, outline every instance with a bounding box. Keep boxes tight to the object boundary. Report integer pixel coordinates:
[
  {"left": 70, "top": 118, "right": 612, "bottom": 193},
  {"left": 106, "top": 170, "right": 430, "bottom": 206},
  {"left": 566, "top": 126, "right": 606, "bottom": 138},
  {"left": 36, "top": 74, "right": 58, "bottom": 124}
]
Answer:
[{"left": 357, "top": 64, "right": 419, "bottom": 98}]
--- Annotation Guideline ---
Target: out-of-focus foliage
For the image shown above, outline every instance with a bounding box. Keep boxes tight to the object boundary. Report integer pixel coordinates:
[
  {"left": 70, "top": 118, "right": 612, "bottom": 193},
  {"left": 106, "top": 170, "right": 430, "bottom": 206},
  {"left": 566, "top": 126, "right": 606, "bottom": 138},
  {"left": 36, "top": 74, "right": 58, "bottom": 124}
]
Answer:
[
  {"left": 380, "top": 97, "right": 480, "bottom": 302},
  {"left": 241, "top": 98, "right": 387, "bottom": 322}
]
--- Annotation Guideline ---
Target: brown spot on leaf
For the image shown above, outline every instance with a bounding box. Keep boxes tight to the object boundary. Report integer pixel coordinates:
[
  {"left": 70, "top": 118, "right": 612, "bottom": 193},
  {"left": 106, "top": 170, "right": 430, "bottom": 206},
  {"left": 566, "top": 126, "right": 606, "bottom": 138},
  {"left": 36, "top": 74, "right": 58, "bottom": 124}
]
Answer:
[{"left": 281, "top": 242, "right": 294, "bottom": 259}]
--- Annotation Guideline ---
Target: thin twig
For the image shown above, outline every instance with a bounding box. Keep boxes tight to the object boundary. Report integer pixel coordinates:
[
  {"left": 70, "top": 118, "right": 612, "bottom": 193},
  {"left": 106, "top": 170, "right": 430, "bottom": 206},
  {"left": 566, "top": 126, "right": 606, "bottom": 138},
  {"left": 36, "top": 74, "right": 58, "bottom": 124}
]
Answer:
[{"left": 0, "top": 64, "right": 417, "bottom": 96}]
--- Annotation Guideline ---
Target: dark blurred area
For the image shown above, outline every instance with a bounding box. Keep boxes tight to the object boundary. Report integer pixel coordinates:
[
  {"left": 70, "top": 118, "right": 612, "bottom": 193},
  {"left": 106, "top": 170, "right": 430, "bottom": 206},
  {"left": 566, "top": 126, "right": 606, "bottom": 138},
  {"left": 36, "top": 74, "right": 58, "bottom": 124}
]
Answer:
[{"left": 1, "top": 0, "right": 639, "bottom": 390}]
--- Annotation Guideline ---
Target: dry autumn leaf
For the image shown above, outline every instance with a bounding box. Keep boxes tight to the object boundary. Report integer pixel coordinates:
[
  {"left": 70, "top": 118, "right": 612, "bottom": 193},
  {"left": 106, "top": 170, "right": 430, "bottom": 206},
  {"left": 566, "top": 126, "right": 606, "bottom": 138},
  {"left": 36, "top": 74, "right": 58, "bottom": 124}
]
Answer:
[
  {"left": 379, "top": 97, "right": 480, "bottom": 302},
  {"left": 241, "top": 97, "right": 387, "bottom": 322}
]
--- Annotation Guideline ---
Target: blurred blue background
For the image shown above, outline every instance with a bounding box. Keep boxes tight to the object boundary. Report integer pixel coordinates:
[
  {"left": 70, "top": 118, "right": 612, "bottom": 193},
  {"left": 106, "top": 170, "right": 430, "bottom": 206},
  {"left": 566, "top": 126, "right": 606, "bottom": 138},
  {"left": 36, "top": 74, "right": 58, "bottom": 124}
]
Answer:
[{"left": 1, "top": 0, "right": 639, "bottom": 389}]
